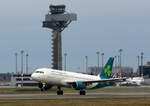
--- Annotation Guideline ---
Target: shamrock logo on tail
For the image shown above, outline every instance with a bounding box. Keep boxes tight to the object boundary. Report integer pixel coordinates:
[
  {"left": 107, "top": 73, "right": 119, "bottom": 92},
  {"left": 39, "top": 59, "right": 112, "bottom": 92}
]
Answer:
[{"left": 104, "top": 65, "right": 111, "bottom": 77}]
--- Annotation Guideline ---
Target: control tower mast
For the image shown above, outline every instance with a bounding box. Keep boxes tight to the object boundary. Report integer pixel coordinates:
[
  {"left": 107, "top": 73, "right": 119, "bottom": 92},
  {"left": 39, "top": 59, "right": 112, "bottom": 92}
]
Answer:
[{"left": 43, "top": 5, "right": 77, "bottom": 70}]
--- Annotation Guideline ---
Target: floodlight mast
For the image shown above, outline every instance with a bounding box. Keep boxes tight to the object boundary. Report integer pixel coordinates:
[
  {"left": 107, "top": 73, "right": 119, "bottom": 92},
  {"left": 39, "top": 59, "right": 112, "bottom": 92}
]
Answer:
[{"left": 43, "top": 5, "right": 77, "bottom": 70}]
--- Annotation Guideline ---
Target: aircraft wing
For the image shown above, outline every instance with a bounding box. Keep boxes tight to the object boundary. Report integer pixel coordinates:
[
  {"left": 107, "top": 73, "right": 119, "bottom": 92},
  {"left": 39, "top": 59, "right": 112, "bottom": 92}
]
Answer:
[{"left": 67, "top": 78, "right": 126, "bottom": 84}]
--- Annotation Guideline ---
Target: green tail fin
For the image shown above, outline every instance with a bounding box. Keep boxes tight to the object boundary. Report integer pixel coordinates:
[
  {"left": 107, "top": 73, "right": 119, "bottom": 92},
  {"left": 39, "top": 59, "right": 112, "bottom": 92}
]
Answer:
[{"left": 99, "top": 57, "right": 114, "bottom": 79}]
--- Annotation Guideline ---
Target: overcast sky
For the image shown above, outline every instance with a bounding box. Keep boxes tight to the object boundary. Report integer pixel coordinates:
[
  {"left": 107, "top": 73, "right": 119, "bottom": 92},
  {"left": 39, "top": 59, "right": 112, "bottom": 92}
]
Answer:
[{"left": 0, "top": 0, "right": 150, "bottom": 73}]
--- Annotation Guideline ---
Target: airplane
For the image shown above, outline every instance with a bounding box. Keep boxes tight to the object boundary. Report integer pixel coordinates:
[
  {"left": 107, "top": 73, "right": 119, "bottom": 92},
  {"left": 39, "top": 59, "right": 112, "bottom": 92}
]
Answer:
[
  {"left": 31, "top": 57, "right": 125, "bottom": 95},
  {"left": 120, "top": 77, "right": 144, "bottom": 86}
]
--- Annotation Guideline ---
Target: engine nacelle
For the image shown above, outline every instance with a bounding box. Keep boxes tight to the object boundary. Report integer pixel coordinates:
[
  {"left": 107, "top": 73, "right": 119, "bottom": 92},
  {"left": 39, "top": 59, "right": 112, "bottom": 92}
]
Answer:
[{"left": 72, "top": 82, "right": 86, "bottom": 90}]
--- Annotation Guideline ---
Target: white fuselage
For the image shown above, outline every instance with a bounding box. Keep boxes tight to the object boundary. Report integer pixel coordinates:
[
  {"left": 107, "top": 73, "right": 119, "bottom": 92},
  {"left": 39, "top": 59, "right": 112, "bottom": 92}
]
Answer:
[{"left": 31, "top": 68, "right": 100, "bottom": 89}]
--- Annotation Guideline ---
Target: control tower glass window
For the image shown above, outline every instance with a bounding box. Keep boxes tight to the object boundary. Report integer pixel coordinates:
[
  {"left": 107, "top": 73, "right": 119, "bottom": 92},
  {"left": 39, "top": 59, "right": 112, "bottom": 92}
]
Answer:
[{"left": 50, "top": 5, "right": 66, "bottom": 14}]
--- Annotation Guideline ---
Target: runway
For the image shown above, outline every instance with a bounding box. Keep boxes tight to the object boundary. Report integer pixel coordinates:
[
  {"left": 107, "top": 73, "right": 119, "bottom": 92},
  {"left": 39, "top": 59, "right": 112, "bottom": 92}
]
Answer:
[{"left": 0, "top": 92, "right": 150, "bottom": 100}]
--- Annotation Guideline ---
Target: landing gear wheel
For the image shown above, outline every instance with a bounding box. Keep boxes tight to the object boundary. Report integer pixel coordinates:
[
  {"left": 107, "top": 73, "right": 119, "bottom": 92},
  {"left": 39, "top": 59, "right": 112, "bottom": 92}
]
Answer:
[
  {"left": 40, "top": 88, "right": 44, "bottom": 91},
  {"left": 57, "top": 86, "right": 63, "bottom": 95},
  {"left": 80, "top": 90, "right": 86, "bottom": 95},
  {"left": 57, "top": 90, "right": 63, "bottom": 95}
]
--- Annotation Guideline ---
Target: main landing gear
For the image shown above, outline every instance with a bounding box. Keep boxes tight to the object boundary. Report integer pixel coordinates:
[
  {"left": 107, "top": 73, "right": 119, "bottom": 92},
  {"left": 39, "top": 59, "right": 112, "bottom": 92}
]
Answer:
[
  {"left": 80, "top": 90, "right": 86, "bottom": 95},
  {"left": 57, "top": 86, "right": 63, "bottom": 95},
  {"left": 56, "top": 87, "right": 86, "bottom": 95}
]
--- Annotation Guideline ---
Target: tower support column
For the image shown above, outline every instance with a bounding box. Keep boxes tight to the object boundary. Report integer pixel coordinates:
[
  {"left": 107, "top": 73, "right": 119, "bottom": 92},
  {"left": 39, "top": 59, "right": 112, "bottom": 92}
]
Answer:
[{"left": 52, "top": 30, "right": 62, "bottom": 70}]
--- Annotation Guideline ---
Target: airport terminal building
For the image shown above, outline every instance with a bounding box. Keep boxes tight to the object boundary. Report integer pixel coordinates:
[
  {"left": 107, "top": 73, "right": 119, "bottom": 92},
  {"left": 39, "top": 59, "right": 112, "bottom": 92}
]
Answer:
[
  {"left": 11, "top": 73, "right": 38, "bottom": 87},
  {"left": 139, "top": 62, "right": 150, "bottom": 78}
]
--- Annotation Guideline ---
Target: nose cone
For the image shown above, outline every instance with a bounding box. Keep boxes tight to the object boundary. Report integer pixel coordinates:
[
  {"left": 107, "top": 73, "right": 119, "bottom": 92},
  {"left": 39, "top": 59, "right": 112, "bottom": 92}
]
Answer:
[{"left": 31, "top": 73, "right": 36, "bottom": 80}]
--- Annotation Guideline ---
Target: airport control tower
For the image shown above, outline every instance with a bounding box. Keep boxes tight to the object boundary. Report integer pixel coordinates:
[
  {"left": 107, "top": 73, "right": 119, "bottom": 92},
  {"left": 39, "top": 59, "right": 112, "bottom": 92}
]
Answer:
[{"left": 43, "top": 5, "right": 77, "bottom": 70}]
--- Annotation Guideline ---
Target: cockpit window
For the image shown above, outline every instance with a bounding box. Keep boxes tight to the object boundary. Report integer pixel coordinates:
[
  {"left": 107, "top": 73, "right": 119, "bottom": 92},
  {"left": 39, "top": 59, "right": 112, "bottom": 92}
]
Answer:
[{"left": 35, "top": 71, "right": 44, "bottom": 74}]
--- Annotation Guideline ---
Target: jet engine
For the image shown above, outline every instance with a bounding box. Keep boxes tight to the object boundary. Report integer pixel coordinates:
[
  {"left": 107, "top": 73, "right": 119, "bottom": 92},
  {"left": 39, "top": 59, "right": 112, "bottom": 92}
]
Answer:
[{"left": 72, "top": 82, "right": 86, "bottom": 90}]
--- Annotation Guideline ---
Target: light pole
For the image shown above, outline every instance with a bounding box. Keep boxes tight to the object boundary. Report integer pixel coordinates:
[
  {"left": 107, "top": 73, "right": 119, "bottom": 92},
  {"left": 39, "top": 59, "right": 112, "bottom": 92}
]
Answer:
[
  {"left": 117, "top": 55, "right": 122, "bottom": 77},
  {"left": 20, "top": 50, "right": 24, "bottom": 87},
  {"left": 15, "top": 53, "right": 18, "bottom": 74},
  {"left": 118, "top": 55, "right": 120, "bottom": 68},
  {"left": 21, "top": 50, "right": 24, "bottom": 74},
  {"left": 26, "top": 54, "right": 29, "bottom": 74},
  {"left": 85, "top": 56, "right": 88, "bottom": 73},
  {"left": 119, "top": 49, "right": 123, "bottom": 69},
  {"left": 101, "top": 53, "right": 104, "bottom": 69},
  {"left": 96, "top": 51, "right": 100, "bottom": 69},
  {"left": 115, "top": 56, "right": 117, "bottom": 68},
  {"left": 141, "top": 52, "right": 144, "bottom": 77},
  {"left": 137, "top": 55, "right": 140, "bottom": 77},
  {"left": 64, "top": 53, "right": 67, "bottom": 71},
  {"left": 119, "top": 49, "right": 123, "bottom": 77}
]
